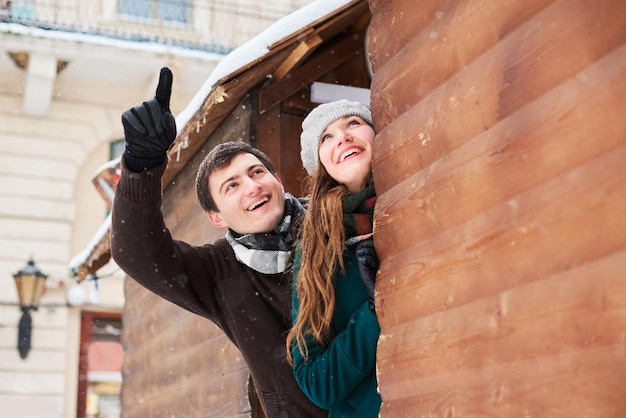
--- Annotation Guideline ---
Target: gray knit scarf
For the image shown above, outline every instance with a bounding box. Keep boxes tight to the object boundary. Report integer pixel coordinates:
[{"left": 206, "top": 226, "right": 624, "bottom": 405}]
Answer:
[{"left": 224, "top": 192, "right": 304, "bottom": 274}]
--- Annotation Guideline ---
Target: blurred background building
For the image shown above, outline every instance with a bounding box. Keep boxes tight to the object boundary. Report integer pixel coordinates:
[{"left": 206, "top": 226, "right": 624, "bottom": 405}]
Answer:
[{"left": 0, "top": 1, "right": 312, "bottom": 417}]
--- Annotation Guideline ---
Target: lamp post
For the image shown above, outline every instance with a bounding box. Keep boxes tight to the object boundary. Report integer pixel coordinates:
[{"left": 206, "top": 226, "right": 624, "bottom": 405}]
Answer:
[{"left": 13, "top": 258, "right": 48, "bottom": 359}]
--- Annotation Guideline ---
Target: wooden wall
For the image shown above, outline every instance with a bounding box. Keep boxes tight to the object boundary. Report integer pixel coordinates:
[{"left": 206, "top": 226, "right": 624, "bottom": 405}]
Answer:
[{"left": 367, "top": 0, "right": 626, "bottom": 416}]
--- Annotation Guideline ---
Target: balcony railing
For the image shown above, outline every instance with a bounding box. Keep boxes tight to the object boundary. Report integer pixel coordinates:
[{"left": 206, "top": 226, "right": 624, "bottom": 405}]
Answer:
[{"left": 0, "top": 0, "right": 233, "bottom": 54}]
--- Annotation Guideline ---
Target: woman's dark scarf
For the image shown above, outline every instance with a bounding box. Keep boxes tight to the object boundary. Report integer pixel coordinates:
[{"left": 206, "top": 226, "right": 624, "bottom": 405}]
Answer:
[
  {"left": 343, "top": 184, "right": 376, "bottom": 247},
  {"left": 225, "top": 192, "right": 304, "bottom": 274}
]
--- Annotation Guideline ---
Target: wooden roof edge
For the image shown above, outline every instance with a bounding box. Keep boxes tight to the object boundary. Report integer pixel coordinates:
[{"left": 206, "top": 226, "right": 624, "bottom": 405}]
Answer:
[{"left": 70, "top": 215, "right": 113, "bottom": 281}]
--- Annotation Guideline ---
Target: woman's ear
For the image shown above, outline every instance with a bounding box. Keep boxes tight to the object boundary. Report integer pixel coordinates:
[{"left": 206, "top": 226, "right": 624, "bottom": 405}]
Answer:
[{"left": 207, "top": 211, "right": 225, "bottom": 228}]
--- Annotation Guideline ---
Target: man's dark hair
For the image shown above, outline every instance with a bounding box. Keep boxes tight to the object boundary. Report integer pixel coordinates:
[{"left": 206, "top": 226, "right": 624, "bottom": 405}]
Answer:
[{"left": 195, "top": 141, "right": 277, "bottom": 213}]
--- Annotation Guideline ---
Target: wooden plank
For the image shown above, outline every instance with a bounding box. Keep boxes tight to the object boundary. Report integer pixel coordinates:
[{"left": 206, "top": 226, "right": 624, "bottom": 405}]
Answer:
[
  {"left": 375, "top": 141, "right": 626, "bottom": 328},
  {"left": 374, "top": 42, "right": 626, "bottom": 256},
  {"left": 498, "top": 0, "right": 626, "bottom": 118},
  {"left": 256, "top": 104, "right": 283, "bottom": 175},
  {"left": 367, "top": 0, "right": 443, "bottom": 73},
  {"left": 278, "top": 113, "right": 309, "bottom": 197},
  {"left": 125, "top": 320, "right": 234, "bottom": 370},
  {"left": 122, "top": 322, "right": 233, "bottom": 373},
  {"left": 272, "top": 34, "right": 323, "bottom": 81},
  {"left": 257, "top": 106, "right": 309, "bottom": 198},
  {"left": 378, "top": 250, "right": 626, "bottom": 398},
  {"left": 378, "top": 272, "right": 626, "bottom": 416},
  {"left": 122, "top": 369, "right": 250, "bottom": 418},
  {"left": 122, "top": 287, "right": 228, "bottom": 363},
  {"left": 372, "top": 10, "right": 626, "bottom": 194},
  {"left": 370, "top": 0, "right": 554, "bottom": 130},
  {"left": 379, "top": 346, "right": 626, "bottom": 416},
  {"left": 123, "top": 346, "right": 247, "bottom": 397}
]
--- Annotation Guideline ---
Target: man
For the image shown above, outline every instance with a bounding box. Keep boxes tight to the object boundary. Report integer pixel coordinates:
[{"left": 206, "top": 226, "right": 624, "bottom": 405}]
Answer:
[{"left": 111, "top": 67, "right": 327, "bottom": 418}]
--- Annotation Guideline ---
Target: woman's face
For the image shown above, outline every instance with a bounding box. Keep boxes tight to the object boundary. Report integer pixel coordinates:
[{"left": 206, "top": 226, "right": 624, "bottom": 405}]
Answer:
[{"left": 318, "top": 115, "right": 375, "bottom": 193}]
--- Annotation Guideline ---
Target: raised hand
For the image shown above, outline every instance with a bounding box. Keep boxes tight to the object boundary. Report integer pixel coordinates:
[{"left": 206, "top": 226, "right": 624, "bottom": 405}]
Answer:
[{"left": 122, "top": 67, "right": 177, "bottom": 172}]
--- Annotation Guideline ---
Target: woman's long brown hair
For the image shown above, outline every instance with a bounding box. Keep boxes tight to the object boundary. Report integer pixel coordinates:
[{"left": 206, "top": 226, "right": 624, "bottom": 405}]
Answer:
[{"left": 286, "top": 163, "right": 349, "bottom": 364}]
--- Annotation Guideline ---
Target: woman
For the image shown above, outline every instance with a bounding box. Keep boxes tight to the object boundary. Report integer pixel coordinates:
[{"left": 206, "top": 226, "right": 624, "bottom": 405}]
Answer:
[{"left": 286, "top": 99, "right": 382, "bottom": 417}]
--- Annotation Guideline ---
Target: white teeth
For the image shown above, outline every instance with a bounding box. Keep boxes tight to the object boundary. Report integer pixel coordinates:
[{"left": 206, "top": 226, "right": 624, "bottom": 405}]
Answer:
[
  {"left": 248, "top": 197, "right": 268, "bottom": 211},
  {"left": 340, "top": 148, "right": 360, "bottom": 162}
]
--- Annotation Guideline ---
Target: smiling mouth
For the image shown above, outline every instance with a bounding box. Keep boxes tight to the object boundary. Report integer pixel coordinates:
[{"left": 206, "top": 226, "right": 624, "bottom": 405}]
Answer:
[
  {"left": 339, "top": 148, "right": 361, "bottom": 163},
  {"left": 247, "top": 197, "right": 269, "bottom": 211}
]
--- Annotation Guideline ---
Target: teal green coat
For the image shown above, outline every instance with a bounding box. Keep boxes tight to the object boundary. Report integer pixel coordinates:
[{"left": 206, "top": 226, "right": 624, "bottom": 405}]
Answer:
[{"left": 291, "top": 244, "right": 382, "bottom": 417}]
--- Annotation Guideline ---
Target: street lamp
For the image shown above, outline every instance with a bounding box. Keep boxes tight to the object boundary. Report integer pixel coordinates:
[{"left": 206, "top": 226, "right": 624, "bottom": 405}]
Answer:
[{"left": 13, "top": 258, "right": 48, "bottom": 359}]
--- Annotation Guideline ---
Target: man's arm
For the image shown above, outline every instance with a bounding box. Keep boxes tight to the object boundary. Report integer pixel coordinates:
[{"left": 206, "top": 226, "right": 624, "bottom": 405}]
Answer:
[{"left": 111, "top": 68, "right": 218, "bottom": 318}]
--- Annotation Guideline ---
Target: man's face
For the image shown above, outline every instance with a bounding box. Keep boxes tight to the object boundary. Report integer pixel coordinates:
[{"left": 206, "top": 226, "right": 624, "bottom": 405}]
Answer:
[{"left": 206, "top": 153, "right": 285, "bottom": 234}]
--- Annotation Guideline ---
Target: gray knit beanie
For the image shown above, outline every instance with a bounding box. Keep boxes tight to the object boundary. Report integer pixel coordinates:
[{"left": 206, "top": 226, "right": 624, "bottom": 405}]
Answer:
[{"left": 300, "top": 99, "right": 373, "bottom": 175}]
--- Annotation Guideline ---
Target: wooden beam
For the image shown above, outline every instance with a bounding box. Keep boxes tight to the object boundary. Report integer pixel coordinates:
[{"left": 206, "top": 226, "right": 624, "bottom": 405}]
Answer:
[
  {"left": 258, "top": 29, "right": 366, "bottom": 114},
  {"left": 272, "top": 34, "right": 323, "bottom": 81}
]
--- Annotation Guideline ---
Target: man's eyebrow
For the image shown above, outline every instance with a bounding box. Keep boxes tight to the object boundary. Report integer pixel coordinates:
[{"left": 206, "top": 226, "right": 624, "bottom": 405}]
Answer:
[
  {"left": 218, "top": 174, "right": 238, "bottom": 195},
  {"left": 217, "top": 164, "right": 266, "bottom": 194},
  {"left": 248, "top": 163, "right": 265, "bottom": 172}
]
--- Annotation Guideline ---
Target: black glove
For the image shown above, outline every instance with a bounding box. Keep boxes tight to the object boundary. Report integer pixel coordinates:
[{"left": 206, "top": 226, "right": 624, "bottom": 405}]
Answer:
[
  {"left": 122, "top": 67, "right": 177, "bottom": 172},
  {"left": 355, "top": 238, "right": 379, "bottom": 312}
]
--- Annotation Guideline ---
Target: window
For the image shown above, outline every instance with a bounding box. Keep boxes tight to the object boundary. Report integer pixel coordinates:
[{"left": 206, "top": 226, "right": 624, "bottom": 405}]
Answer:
[
  {"left": 78, "top": 312, "right": 123, "bottom": 418},
  {"left": 118, "top": 0, "right": 190, "bottom": 24},
  {"left": 110, "top": 139, "right": 124, "bottom": 160},
  {"left": 7, "top": 0, "right": 36, "bottom": 20}
]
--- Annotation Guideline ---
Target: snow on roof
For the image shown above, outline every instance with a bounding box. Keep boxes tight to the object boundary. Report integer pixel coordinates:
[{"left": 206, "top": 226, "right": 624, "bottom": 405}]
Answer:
[
  {"left": 69, "top": 213, "right": 111, "bottom": 271},
  {"left": 175, "top": 0, "right": 354, "bottom": 129}
]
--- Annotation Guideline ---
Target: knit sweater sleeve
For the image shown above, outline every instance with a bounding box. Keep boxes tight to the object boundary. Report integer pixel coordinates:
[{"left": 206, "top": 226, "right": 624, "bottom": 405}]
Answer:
[
  {"left": 290, "top": 247, "right": 380, "bottom": 409},
  {"left": 110, "top": 158, "right": 221, "bottom": 319}
]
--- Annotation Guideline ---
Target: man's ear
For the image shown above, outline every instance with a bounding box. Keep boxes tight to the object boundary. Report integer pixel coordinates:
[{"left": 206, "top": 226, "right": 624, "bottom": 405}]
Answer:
[{"left": 207, "top": 211, "right": 226, "bottom": 228}]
